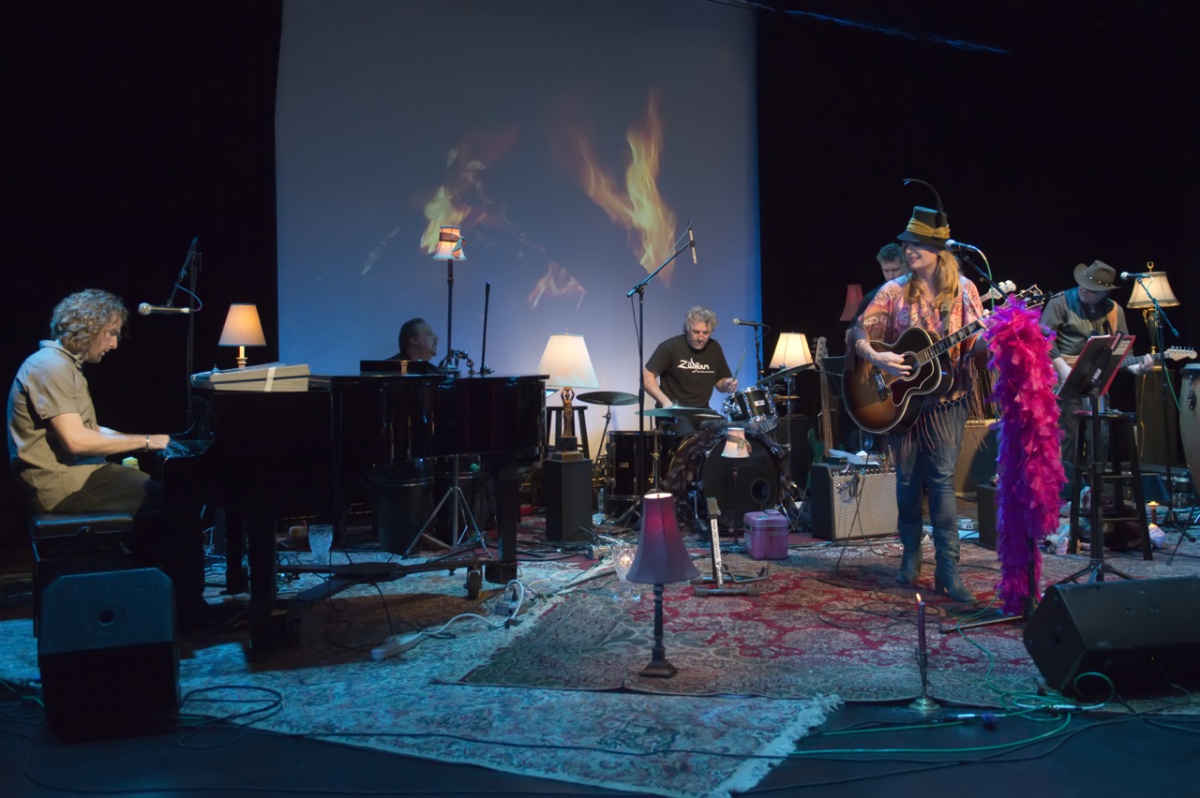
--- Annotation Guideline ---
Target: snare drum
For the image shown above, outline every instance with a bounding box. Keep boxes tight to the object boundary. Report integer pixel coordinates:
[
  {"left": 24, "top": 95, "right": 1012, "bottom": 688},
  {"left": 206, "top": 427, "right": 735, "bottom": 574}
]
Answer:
[{"left": 722, "top": 387, "right": 778, "bottom": 433}]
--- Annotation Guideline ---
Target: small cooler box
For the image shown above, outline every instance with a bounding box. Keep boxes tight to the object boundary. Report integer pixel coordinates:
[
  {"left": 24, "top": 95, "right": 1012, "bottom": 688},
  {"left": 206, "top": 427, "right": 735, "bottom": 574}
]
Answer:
[{"left": 744, "top": 510, "right": 790, "bottom": 560}]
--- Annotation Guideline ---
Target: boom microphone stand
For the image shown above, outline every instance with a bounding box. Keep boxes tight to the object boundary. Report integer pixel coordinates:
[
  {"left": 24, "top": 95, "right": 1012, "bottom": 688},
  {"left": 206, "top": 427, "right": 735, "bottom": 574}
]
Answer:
[{"left": 627, "top": 224, "right": 696, "bottom": 524}]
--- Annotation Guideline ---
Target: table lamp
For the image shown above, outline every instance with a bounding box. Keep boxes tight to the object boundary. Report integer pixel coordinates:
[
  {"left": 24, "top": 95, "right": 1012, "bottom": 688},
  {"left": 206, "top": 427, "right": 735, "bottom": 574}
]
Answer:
[
  {"left": 537, "top": 333, "right": 599, "bottom": 455},
  {"left": 432, "top": 226, "right": 466, "bottom": 359},
  {"left": 624, "top": 492, "right": 699, "bottom": 677},
  {"left": 218, "top": 303, "right": 266, "bottom": 368}
]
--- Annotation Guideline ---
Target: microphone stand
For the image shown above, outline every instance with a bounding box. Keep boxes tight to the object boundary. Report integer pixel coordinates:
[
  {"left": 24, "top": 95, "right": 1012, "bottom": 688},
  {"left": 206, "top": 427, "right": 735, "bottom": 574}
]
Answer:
[
  {"left": 628, "top": 237, "right": 692, "bottom": 515},
  {"left": 479, "top": 281, "right": 493, "bottom": 376},
  {"left": 957, "top": 249, "right": 1008, "bottom": 304},
  {"left": 753, "top": 326, "right": 764, "bottom": 382}
]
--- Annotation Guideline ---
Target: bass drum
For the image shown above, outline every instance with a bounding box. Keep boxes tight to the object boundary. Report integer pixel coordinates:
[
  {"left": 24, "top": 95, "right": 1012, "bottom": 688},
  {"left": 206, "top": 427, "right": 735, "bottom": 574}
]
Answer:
[{"left": 664, "top": 427, "right": 787, "bottom": 532}]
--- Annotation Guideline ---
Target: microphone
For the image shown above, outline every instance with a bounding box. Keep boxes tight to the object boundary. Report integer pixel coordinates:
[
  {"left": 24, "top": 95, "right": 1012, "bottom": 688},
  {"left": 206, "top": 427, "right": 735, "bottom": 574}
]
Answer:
[
  {"left": 1120, "top": 271, "right": 1157, "bottom": 280},
  {"left": 138, "top": 303, "right": 192, "bottom": 316},
  {"left": 732, "top": 318, "right": 765, "bottom": 327},
  {"left": 688, "top": 226, "right": 697, "bottom": 264},
  {"left": 943, "top": 239, "right": 981, "bottom": 253}
]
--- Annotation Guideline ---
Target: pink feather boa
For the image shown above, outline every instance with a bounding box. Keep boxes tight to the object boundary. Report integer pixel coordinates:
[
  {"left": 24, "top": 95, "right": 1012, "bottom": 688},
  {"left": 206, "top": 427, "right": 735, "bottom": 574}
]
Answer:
[{"left": 983, "top": 299, "right": 1066, "bottom": 614}]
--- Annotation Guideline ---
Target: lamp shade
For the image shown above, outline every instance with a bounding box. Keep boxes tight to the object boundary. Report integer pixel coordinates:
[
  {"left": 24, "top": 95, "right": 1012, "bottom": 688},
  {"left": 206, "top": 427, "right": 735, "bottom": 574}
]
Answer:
[
  {"left": 770, "top": 332, "right": 812, "bottom": 369},
  {"left": 625, "top": 492, "right": 699, "bottom": 585},
  {"left": 432, "top": 226, "right": 466, "bottom": 261},
  {"left": 838, "top": 284, "right": 865, "bottom": 322},
  {"left": 537, "top": 333, "right": 600, "bottom": 390},
  {"left": 1127, "top": 272, "right": 1179, "bottom": 309},
  {"left": 218, "top": 304, "right": 267, "bottom": 347},
  {"left": 721, "top": 427, "right": 751, "bottom": 459}
]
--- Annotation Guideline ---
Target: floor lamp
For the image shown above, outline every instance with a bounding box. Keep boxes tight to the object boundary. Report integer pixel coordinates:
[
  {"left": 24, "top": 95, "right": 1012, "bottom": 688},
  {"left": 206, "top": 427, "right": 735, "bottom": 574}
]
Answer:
[
  {"left": 432, "top": 226, "right": 466, "bottom": 360},
  {"left": 1127, "top": 266, "right": 1187, "bottom": 537},
  {"left": 769, "top": 332, "right": 812, "bottom": 419}
]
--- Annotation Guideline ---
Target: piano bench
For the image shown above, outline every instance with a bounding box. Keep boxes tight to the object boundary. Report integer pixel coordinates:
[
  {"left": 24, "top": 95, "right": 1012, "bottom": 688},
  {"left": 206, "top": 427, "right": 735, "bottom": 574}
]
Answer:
[{"left": 29, "top": 512, "right": 137, "bottom": 637}]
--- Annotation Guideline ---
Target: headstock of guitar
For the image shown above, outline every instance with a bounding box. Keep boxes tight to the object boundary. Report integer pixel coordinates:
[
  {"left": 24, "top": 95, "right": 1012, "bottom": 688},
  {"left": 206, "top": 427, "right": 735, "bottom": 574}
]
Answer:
[{"left": 985, "top": 282, "right": 1048, "bottom": 311}]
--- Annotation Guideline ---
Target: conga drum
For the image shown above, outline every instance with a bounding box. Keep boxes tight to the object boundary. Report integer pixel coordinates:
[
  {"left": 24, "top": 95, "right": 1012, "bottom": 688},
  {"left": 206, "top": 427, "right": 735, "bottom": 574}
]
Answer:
[{"left": 1178, "top": 364, "right": 1200, "bottom": 497}]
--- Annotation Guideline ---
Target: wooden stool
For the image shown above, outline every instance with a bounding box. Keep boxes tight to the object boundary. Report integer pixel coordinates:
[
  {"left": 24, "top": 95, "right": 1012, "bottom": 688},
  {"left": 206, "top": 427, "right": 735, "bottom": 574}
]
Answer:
[
  {"left": 1067, "top": 410, "right": 1153, "bottom": 560},
  {"left": 29, "top": 511, "right": 136, "bottom": 636}
]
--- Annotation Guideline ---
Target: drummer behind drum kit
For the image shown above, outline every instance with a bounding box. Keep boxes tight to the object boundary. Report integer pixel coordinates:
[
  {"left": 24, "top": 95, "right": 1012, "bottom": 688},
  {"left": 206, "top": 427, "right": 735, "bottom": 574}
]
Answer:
[{"left": 577, "top": 365, "right": 811, "bottom": 535}]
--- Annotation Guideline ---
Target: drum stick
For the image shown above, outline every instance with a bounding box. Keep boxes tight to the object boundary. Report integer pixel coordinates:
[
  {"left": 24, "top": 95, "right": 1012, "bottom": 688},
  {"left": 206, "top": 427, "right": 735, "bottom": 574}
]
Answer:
[{"left": 733, "top": 351, "right": 746, "bottom": 381}]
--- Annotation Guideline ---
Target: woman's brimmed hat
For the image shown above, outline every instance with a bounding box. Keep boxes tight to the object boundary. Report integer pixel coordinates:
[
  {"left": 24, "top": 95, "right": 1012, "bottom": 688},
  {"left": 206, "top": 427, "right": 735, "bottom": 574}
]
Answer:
[
  {"left": 1074, "top": 260, "right": 1118, "bottom": 292},
  {"left": 896, "top": 179, "right": 951, "bottom": 248}
]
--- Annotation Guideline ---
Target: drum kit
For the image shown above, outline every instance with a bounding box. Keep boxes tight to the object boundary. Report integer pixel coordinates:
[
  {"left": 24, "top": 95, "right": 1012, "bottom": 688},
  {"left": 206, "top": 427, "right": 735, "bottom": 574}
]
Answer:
[{"left": 576, "top": 365, "right": 805, "bottom": 531}]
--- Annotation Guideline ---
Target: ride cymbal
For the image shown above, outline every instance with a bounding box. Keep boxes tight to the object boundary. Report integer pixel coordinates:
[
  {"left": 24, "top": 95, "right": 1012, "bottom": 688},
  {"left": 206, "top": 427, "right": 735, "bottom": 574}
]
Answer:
[{"left": 576, "top": 390, "right": 639, "bottom": 406}]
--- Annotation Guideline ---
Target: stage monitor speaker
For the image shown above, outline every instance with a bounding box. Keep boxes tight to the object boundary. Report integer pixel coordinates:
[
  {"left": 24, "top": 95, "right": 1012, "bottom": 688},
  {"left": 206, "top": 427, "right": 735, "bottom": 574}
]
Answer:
[
  {"left": 1023, "top": 576, "right": 1200, "bottom": 697},
  {"left": 809, "top": 464, "right": 898, "bottom": 540},
  {"left": 543, "top": 457, "right": 593, "bottom": 542},
  {"left": 38, "top": 568, "right": 180, "bottom": 738}
]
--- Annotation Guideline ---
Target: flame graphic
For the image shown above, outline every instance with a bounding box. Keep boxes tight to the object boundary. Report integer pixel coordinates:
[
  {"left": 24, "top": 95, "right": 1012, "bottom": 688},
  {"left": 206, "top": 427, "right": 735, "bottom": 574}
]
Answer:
[
  {"left": 419, "top": 127, "right": 519, "bottom": 253},
  {"left": 558, "top": 90, "right": 678, "bottom": 283},
  {"left": 528, "top": 260, "right": 586, "bottom": 309}
]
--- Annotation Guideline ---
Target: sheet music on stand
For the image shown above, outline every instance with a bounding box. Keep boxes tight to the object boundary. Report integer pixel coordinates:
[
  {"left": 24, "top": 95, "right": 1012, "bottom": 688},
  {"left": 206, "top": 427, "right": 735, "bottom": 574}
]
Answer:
[
  {"left": 1056, "top": 334, "right": 1134, "bottom": 403},
  {"left": 1057, "top": 333, "right": 1138, "bottom": 583}
]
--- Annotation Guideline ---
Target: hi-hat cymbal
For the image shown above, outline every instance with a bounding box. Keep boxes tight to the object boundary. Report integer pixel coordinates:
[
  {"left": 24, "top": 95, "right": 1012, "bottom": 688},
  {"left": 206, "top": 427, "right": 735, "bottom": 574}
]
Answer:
[
  {"left": 576, "top": 390, "right": 639, "bottom": 406},
  {"left": 758, "top": 364, "right": 812, "bottom": 385},
  {"left": 639, "top": 406, "right": 721, "bottom": 418}
]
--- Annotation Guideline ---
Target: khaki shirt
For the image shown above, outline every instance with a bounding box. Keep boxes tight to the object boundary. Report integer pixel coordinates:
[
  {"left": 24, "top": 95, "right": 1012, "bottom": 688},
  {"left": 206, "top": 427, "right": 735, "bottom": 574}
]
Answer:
[{"left": 7, "top": 340, "right": 105, "bottom": 512}]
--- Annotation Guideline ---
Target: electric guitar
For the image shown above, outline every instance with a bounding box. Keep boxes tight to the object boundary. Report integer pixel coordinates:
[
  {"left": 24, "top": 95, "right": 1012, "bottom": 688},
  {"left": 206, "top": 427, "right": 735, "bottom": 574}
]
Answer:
[
  {"left": 843, "top": 286, "right": 1046, "bottom": 436},
  {"left": 1062, "top": 345, "right": 1195, "bottom": 375},
  {"left": 805, "top": 337, "right": 831, "bottom": 489}
]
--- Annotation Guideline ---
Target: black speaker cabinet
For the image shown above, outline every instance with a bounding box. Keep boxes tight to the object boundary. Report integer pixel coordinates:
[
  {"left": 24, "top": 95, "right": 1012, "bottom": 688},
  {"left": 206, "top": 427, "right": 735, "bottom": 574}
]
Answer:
[
  {"left": 543, "top": 457, "right": 593, "bottom": 542},
  {"left": 809, "top": 464, "right": 898, "bottom": 540},
  {"left": 38, "top": 568, "right": 180, "bottom": 738},
  {"left": 1023, "top": 576, "right": 1200, "bottom": 696},
  {"left": 774, "top": 415, "right": 814, "bottom": 489},
  {"left": 954, "top": 420, "right": 998, "bottom": 499}
]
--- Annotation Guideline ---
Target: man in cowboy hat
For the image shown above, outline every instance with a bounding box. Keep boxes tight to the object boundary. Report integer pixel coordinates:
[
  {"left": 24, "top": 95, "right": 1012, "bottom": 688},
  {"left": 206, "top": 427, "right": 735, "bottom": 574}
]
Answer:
[{"left": 1041, "top": 260, "right": 1152, "bottom": 486}]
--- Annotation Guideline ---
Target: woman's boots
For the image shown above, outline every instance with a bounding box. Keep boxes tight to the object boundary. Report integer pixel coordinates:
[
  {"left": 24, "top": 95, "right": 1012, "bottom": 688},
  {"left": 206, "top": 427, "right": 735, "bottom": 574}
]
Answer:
[{"left": 930, "top": 526, "right": 975, "bottom": 602}]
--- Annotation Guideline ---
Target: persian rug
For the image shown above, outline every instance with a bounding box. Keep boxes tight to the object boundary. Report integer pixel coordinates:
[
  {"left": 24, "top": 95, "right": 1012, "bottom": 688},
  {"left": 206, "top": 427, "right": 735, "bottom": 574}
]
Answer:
[
  {"left": 0, "top": 553, "right": 839, "bottom": 798},
  {"left": 462, "top": 537, "right": 1200, "bottom": 712}
]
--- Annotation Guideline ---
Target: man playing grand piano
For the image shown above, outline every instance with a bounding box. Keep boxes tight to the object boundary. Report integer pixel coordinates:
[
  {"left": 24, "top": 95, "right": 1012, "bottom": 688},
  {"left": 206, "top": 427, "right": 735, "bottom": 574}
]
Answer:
[
  {"left": 391, "top": 317, "right": 441, "bottom": 374},
  {"left": 7, "top": 289, "right": 209, "bottom": 628}
]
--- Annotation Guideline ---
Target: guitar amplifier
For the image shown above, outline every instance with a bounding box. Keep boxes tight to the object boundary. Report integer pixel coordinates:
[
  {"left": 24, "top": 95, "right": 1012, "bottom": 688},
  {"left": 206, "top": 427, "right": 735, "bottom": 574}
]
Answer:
[{"left": 809, "top": 464, "right": 898, "bottom": 540}]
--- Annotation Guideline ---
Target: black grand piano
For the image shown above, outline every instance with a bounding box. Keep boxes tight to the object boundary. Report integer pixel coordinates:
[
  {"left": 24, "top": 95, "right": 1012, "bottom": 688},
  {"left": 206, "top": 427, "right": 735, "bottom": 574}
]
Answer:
[{"left": 162, "top": 371, "right": 546, "bottom": 653}]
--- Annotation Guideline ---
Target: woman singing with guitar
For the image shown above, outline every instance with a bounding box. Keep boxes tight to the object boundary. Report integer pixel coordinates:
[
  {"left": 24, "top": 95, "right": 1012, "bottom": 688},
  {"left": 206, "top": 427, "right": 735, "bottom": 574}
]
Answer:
[{"left": 847, "top": 182, "right": 986, "bottom": 603}]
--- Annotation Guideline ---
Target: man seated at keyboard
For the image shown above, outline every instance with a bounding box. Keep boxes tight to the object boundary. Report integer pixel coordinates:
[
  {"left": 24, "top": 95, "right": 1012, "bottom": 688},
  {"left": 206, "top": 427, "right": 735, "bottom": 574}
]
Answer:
[{"left": 7, "top": 289, "right": 209, "bottom": 629}]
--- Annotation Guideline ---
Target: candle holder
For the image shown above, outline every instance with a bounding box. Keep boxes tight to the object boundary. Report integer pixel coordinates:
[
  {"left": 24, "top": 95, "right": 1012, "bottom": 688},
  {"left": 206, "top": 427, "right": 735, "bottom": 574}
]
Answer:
[{"left": 908, "top": 594, "right": 940, "bottom": 711}]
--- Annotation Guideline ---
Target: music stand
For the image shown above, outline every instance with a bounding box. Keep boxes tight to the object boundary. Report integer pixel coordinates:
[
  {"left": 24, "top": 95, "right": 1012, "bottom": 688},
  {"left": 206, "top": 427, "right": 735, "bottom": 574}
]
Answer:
[{"left": 1058, "top": 334, "right": 1136, "bottom": 583}]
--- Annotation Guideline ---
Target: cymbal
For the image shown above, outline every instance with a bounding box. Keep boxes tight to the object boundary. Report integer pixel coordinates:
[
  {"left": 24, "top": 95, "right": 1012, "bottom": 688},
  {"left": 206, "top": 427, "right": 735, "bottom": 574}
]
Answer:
[
  {"left": 758, "top": 364, "right": 812, "bottom": 385},
  {"left": 639, "top": 406, "right": 722, "bottom": 418},
  {"left": 576, "top": 390, "right": 639, "bottom": 406}
]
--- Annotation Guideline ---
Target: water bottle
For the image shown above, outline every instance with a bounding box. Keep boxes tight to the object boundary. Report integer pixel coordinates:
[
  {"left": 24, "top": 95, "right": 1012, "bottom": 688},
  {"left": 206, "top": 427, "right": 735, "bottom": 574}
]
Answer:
[{"left": 597, "top": 487, "right": 606, "bottom": 516}]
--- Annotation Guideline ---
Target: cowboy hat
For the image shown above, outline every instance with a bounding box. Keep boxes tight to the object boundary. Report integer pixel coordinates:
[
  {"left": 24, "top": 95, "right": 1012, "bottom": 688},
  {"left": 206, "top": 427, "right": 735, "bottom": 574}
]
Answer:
[{"left": 1074, "top": 260, "right": 1118, "bottom": 292}]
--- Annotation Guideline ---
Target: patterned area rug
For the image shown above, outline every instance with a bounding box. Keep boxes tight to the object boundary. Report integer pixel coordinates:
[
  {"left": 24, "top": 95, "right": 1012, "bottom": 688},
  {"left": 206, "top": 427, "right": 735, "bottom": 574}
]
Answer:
[
  {"left": 462, "top": 536, "right": 1200, "bottom": 712},
  {"left": 0, "top": 553, "right": 838, "bottom": 798}
]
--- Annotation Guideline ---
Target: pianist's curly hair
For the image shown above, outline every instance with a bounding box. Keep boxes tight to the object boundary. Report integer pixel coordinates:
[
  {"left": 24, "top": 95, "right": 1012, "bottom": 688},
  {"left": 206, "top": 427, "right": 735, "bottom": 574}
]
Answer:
[{"left": 51, "top": 289, "right": 128, "bottom": 356}]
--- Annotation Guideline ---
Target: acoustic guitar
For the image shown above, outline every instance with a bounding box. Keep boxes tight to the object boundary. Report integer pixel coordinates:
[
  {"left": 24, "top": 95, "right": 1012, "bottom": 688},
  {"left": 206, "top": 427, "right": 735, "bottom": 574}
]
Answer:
[{"left": 843, "top": 286, "right": 1045, "bottom": 436}]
